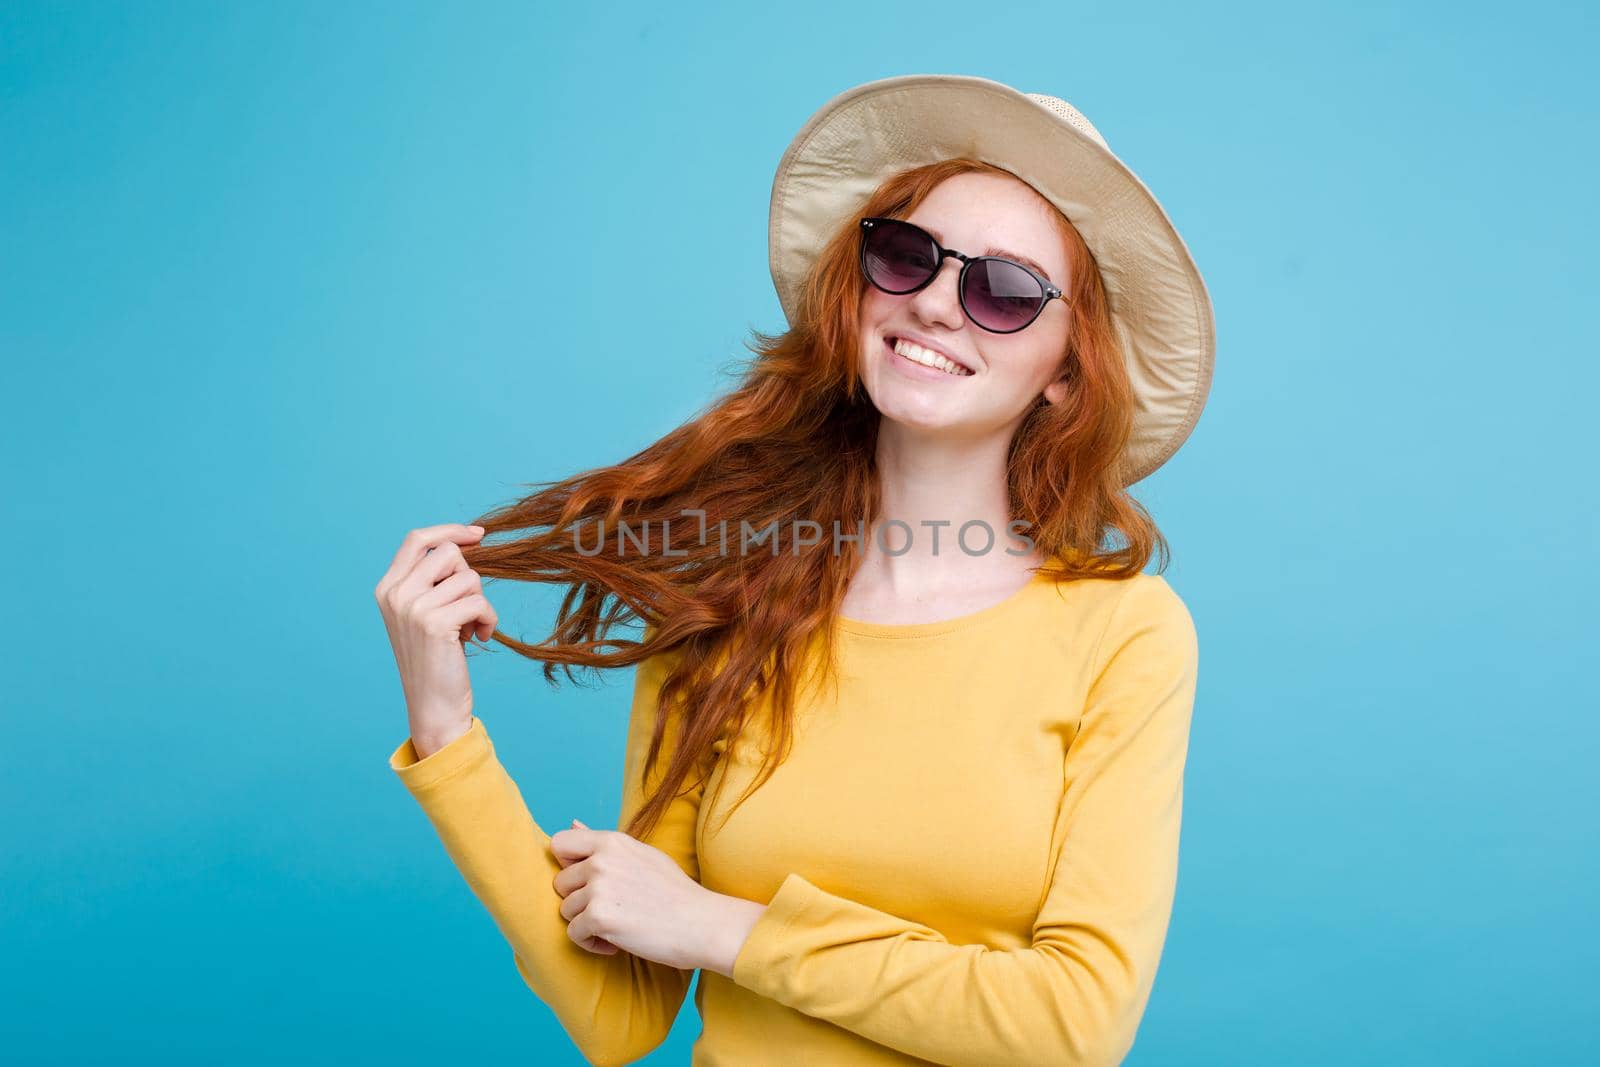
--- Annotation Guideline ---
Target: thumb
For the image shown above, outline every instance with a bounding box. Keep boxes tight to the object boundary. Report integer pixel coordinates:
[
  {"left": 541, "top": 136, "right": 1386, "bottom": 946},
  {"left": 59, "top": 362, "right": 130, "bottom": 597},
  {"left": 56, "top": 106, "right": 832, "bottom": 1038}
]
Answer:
[{"left": 572, "top": 818, "right": 589, "bottom": 830}]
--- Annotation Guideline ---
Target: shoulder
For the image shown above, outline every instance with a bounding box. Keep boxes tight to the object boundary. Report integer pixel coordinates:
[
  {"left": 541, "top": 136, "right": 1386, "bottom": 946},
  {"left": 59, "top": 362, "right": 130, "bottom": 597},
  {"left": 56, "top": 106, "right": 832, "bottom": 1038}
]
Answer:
[
  {"left": 1112, "top": 571, "right": 1194, "bottom": 624},
  {"left": 1037, "top": 566, "right": 1193, "bottom": 628},
  {"left": 1092, "top": 572, "right": 1199, "bottom": 677},
  {"left": 1027, "top": 568, "right": 1197, "bottom": 672}
]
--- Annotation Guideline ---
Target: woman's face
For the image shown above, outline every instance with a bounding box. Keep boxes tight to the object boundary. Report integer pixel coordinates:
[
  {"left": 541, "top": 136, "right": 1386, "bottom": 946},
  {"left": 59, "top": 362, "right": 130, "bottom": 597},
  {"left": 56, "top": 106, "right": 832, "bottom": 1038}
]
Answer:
[{"left": 856, "top": 171, "right": 1074, "bottom": 439}]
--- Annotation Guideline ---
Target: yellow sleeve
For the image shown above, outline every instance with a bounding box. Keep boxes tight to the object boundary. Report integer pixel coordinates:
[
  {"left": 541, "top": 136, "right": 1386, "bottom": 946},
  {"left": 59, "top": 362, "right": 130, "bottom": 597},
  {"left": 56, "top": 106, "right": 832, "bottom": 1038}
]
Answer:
[
  {"left": 388, "top": 641, "right": 702, "bottom": 1067},
  {"left": 729, "top": 575, "right": 1200, "bottom": 1067}
]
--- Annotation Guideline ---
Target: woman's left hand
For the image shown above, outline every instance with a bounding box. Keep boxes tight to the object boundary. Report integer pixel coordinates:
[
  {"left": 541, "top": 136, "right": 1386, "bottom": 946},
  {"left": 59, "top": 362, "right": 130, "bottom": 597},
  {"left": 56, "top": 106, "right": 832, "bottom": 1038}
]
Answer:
[{"left": 551, "top": 818, "right": 734, "bottom": 973}]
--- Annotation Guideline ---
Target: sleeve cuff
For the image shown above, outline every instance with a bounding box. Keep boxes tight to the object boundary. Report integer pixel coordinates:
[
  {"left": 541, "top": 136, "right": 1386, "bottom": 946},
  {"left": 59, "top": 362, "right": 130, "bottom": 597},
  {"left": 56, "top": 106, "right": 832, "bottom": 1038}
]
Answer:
[
  {"left": 730, "top": 871, "right": 825, "bottom": 994},
  {"left": 388, "top": 716, "right": 490, "bottom": 794}
]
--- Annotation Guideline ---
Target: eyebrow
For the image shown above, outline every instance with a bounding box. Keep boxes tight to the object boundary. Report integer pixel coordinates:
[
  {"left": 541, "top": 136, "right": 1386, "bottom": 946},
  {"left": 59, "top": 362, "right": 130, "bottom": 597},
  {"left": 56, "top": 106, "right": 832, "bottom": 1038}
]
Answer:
[{"left": 922, "top": 224, "right": 1057, "bottom": 284}]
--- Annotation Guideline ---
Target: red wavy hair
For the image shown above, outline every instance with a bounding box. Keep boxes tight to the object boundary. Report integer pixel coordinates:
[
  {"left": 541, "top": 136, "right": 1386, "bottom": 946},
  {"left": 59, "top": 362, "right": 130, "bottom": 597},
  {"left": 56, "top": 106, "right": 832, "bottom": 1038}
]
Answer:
[{"left": 461, "top": 157, "right": 1168, "bottom": 842}]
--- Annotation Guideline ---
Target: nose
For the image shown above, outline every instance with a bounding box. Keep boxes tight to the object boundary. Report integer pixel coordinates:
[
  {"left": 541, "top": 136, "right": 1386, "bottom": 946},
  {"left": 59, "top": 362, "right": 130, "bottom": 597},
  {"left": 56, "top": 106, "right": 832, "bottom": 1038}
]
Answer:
[{"left": 907, "top": 256, "right": 965, "bottom": 332}]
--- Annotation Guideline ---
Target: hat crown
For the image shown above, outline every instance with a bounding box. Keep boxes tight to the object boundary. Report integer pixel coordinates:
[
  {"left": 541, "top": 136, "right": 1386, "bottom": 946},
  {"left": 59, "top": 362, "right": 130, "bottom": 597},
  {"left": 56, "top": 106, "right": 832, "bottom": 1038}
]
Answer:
[{"left": 1024, "top": 93, "right": 1109, "bottom": 150}]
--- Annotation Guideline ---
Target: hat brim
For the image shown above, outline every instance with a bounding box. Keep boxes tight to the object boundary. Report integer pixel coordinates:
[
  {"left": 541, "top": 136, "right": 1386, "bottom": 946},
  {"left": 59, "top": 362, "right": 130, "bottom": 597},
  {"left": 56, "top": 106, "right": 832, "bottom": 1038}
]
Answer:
[{"left": 769, "top": 73, "right": 1215, "bottom": 487}]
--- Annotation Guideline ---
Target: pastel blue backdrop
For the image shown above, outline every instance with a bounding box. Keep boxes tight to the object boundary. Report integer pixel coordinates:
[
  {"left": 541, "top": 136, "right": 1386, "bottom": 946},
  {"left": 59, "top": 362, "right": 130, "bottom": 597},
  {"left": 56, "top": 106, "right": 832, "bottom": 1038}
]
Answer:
[{"left": 4, "top": 2, "right": 1595, "bottom": 1064}]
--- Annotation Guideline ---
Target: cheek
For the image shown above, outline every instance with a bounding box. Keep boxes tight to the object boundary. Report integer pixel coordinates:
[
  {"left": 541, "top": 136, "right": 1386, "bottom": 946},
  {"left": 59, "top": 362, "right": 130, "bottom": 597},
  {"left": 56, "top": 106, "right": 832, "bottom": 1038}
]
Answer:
[
  {"left": 1028, "top": 344, "right": 1066, "bottom": 384},
  {"left": 858, "top": 288, "right": 890, "bottom": 330},
  {"left": 857, "top": 293, "right": 890, "bottom": 366},
  {"left": 1017, "top": 326, "right": 1071, "bottom": 387},
  {"left": 985, "top": 336, "right": 1058, "bottom": 384}
]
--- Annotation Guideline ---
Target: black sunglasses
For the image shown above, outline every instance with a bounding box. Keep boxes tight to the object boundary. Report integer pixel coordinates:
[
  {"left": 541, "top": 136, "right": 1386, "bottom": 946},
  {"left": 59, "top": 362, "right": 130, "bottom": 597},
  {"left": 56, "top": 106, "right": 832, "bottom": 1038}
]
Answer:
[{"left": 858, "top": 217, "right": 1067, "bottom": 334}]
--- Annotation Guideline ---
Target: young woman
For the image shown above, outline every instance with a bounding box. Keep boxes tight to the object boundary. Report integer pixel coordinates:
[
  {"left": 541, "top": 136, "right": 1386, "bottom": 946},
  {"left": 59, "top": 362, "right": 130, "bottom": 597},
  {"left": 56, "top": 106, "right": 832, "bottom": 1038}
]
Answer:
[{"left": 374, "top": 74, "right": 1215, "bottom": 1066}]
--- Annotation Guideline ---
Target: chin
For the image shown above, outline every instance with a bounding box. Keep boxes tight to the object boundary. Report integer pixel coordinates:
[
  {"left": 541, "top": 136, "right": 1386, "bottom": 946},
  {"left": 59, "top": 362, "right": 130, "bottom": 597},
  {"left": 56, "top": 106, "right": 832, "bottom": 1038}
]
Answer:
[{"left": 871, "top": 394, "right": 967, "bottom": 433}]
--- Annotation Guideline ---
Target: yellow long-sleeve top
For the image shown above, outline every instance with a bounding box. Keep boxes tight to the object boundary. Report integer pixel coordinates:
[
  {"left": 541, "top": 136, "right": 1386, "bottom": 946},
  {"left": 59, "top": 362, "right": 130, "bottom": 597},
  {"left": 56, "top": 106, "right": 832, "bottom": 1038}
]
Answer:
[{"left": 389, "top": 568, "right": 1199, "bottom": 1066}]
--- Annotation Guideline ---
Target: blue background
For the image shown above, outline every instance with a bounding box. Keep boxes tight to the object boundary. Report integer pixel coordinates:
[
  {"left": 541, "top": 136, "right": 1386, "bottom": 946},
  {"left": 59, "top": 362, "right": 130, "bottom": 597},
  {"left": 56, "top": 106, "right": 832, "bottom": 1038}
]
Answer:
[{"left": 4, "top": 2, "right": 1596, "bottom": 1063}]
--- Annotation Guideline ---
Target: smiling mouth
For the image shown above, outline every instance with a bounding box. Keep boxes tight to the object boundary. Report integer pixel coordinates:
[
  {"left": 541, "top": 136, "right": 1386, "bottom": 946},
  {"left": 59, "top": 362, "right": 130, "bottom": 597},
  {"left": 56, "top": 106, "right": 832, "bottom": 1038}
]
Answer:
[{"left": 885, "top": 336, "right": 975, "bottom": 378}]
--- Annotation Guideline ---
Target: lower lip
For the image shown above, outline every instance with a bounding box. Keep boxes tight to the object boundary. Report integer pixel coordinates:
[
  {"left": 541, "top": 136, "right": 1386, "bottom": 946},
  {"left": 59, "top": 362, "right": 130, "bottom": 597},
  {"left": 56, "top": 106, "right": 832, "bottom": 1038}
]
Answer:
[{"left": 884, "top": 337, "right": 971, "bottom": 381}]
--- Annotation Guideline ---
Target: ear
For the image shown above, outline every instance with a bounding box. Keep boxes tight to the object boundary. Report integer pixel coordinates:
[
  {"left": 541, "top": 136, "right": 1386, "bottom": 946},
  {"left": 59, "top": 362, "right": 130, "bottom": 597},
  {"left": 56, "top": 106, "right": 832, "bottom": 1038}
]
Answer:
[{"left": 1042, "top": 377, "right": 1070, "bottom": 406}]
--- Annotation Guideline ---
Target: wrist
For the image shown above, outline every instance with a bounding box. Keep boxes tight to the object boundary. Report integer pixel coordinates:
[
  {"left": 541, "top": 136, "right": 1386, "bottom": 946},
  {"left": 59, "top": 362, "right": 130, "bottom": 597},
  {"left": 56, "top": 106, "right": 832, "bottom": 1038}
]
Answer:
[
  {"left": 412, "top": 715, "right": 472, "bottom": 760},
  {"left": 700, "top": 891, "right": 768, "bottom": 978}
]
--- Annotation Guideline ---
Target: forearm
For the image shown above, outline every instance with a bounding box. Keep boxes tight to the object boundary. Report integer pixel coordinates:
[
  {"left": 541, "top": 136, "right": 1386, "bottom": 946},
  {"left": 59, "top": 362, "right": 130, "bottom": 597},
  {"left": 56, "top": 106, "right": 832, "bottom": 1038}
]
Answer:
[
  {"left": 391, "top": 720, "right": 689, "bottom": 1063},
  {"left": 730, "top": 873, "right": 1151, "bottom": 1067}
]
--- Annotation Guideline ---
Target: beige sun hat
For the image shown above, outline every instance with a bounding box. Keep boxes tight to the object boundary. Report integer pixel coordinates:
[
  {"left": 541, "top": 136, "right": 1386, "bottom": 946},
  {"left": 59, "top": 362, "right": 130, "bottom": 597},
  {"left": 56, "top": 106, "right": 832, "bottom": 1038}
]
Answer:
[{"left": 768, "top": 73, "right": 1215, "bottom": 487}]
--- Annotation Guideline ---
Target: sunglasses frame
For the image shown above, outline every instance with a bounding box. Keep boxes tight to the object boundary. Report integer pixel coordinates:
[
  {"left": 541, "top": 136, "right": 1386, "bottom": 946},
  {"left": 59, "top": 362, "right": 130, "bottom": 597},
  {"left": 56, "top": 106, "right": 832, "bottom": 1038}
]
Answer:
[{"left": 858, "top": 217, "right": 1066, "bottom": 335}]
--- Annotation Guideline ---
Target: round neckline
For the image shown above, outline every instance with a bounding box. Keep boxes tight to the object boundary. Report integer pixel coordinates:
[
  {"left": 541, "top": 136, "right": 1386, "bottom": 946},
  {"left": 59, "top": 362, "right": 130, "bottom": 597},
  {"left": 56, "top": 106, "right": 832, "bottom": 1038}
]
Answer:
[{"left": 833, "top": 566, "right": 1056, "bottom": 639}]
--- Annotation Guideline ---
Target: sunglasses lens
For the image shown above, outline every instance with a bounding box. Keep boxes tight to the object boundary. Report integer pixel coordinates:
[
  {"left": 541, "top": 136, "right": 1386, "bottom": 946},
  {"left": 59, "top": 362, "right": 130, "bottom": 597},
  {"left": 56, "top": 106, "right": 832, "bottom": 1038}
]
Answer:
[
  {"left": 964, "top": 259, "right": 1046, "bottom": 332},
  {"left": 862, "top": 220, "right": 939, "bottom": 293}
]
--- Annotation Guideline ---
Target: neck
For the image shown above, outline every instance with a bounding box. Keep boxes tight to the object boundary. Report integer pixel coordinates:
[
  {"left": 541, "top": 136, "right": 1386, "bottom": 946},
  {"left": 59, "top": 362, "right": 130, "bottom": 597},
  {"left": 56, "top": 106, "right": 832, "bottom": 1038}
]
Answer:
[{"left": 861, "top": 417, "right": 1042, "bottom": 589}]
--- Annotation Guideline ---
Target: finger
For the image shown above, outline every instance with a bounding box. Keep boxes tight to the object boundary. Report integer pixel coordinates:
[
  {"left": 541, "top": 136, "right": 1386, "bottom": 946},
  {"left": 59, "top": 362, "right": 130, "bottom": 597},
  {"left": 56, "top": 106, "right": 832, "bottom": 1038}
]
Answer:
[
  {"left": 410, "top": 567, "right": 497, "bottom": 645},
  {"left": 432, "top": 594, "right": 496, "bottom": 642},
  {"left": 568, "top": 904, "right": 617, "bottom": 953},
  {"left": 381, "top": 539, "right": 469, "bottom": 618},
  {"left": 413, "top": 566, "right": 483, "bottom": 617},
  {"left": 397, "top": 539, "right": 469, "bottom": 600},
  {"left": 375, "top": 523, "right": 484, "bottom": 598},
  {"left": 376, "top": 523, "right": 484, "bottom": 593},
  {"left": 552, "top": 856, "right": 590, "bottom": 896},
  {"left": 468, "top": 576, "right": 501, "bottom": 642},
  {"left": 549, "top": 828, "right": 600, "bottom": 862},
  {"left": 559, "top": 882, "right": 592, "bottom": 924}
]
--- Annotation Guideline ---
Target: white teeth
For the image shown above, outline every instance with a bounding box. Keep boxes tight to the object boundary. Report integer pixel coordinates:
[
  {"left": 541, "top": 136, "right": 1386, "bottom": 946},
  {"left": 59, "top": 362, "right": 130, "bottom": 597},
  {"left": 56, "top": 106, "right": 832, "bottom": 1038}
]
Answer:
[{"left": 892, "top": 338, "right": 972, "bottom": 376}]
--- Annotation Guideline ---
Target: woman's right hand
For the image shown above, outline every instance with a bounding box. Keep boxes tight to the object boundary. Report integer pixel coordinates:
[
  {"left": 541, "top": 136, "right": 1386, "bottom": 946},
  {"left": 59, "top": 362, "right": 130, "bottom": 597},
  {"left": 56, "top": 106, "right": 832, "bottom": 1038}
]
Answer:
[{"left": 374, "top": 523, "right": 498, "bottom": 759}]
